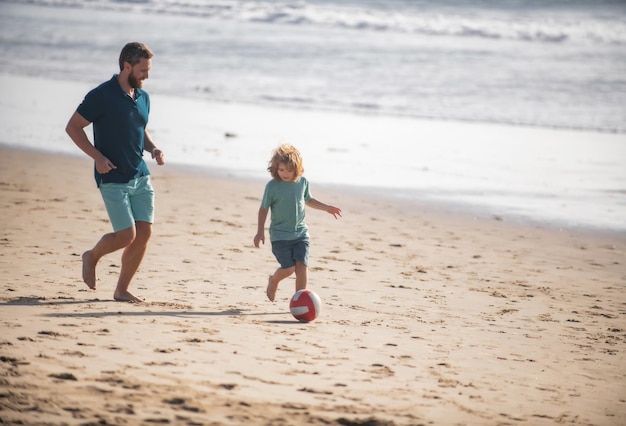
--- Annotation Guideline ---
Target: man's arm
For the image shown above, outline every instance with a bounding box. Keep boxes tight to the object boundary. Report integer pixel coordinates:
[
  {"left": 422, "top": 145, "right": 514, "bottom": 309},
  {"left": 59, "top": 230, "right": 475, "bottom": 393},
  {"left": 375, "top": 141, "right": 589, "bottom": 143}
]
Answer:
[
  {"left": 144, "top": 129, "right": 165, "bottom": 165},
  {"left": 65, "top": 111, "right": 116, "bottom": 174}
]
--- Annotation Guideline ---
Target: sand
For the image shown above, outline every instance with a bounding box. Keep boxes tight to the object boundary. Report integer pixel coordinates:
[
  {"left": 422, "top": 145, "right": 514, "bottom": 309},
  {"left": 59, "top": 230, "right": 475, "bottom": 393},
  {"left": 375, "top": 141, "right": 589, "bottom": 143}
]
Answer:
[{"left": 1, "top": 146, "right": 625, "bottom": 425}]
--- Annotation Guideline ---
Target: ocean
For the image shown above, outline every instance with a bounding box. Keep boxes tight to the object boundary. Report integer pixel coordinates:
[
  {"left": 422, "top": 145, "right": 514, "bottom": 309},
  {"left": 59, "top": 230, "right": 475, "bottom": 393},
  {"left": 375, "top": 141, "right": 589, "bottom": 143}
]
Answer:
[{"left": 0, "top": 0, "right": 625, "bottom": 231}]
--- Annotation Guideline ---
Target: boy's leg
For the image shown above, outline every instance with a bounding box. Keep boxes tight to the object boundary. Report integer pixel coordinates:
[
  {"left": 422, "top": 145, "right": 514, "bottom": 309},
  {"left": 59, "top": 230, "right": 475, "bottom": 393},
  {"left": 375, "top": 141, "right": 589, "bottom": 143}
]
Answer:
[
  {"left": 294, "top": 260, "right": 308, "bottom": 292},
  {"left": 267, "top": 266, "right": 295, "bottom": 302},
  {"left": 82, "top": 226, "right": 135, "bottom": 289},
  {"left": 114, "top": 221, "right": 152, "bottom": 303}
]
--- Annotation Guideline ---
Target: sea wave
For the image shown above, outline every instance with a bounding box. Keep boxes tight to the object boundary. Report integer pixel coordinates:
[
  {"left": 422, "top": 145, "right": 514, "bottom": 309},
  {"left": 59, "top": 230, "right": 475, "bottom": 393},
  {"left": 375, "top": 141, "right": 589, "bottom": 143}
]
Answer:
[{"left": 8, "top": 0, "right": 626, "bottom": 45}]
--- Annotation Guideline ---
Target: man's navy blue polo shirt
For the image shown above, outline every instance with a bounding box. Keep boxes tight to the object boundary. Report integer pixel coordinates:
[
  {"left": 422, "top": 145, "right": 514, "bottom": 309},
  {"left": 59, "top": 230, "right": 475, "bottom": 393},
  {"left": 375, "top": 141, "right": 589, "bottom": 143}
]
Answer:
[{"left": 77, "top": 75, "right": 151, "bottom": 186}]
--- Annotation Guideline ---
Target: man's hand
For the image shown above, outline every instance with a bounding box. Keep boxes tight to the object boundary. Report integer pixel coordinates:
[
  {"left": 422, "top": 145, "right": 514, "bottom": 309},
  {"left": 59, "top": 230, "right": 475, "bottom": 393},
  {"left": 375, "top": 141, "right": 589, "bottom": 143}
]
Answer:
[
  {"left": 95, "top": 155, "right": 116, "bottom": 174},
  {"left": 152, "top": 148, "right": 165, "bottom": 165}
]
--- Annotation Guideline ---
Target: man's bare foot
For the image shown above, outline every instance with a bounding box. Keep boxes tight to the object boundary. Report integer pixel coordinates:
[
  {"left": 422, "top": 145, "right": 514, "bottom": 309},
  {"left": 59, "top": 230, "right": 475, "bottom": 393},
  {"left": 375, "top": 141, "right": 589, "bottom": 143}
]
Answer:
[
  {"left": 113, "top": 290, "right": 143, "bottom": 303},
  {"left": 266, "top": 275, "right": 278, "bottom": 302},
  {"left": 82, "top": 251, "right": 97, "bottom": 289}
]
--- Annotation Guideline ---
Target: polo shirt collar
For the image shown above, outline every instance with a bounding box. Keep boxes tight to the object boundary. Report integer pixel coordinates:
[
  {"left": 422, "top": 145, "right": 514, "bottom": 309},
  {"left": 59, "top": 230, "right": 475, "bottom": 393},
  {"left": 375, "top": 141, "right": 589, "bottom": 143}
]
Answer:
[{"left": 112, "top": 74, "right": 143, "bottom": 100}]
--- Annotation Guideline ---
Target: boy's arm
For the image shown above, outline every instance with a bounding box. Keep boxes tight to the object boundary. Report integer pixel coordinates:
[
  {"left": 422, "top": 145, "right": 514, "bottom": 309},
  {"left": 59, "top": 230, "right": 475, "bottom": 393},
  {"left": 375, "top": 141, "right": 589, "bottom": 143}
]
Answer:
[
  {"left": 306, "top": 198, "right": 342, "bottom": 219},
  {"left": 254, "top": 206, "right": 269, "bottom": 247}
]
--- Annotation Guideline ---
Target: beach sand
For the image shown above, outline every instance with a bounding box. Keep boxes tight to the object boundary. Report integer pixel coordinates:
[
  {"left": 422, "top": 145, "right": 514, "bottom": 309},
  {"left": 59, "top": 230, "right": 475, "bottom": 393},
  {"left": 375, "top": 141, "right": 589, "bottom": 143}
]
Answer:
[{"left": 1, "top": 146, "right": 625, "bottom": 425}]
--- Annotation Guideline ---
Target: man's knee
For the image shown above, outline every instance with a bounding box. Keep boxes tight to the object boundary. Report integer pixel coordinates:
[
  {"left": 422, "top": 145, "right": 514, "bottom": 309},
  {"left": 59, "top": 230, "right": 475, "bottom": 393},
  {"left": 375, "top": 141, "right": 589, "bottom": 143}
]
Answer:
[
  {"left": 134, "top": 221, "right": 153, "bottom": 243},
  {"left": 114, "top": 226, "right": 136, "bottom": 246}
]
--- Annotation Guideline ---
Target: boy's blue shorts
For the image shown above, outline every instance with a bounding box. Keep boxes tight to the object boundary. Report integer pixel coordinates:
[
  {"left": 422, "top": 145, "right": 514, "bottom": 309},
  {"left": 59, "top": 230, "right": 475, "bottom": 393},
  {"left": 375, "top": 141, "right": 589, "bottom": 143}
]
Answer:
[
  {"left": 99, "top": 176, "right": 155, "bottom": 232},
  {"left": 271, "top": 237, "right": 309, "bottom": 269}
]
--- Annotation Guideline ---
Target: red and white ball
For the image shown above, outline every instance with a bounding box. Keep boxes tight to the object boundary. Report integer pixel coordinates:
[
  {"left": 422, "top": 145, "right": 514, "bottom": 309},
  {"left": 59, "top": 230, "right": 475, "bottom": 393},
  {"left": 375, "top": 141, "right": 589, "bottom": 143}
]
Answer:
[{"left": 289, "top": 289, "right": 321, "bottom": 322}]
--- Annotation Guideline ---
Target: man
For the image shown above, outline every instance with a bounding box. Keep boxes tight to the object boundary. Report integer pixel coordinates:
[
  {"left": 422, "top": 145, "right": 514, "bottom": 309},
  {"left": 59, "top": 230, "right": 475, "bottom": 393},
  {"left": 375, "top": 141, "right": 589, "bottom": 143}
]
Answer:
[{"left": 66, "top": 42, "right": 165, "bottom": 302}]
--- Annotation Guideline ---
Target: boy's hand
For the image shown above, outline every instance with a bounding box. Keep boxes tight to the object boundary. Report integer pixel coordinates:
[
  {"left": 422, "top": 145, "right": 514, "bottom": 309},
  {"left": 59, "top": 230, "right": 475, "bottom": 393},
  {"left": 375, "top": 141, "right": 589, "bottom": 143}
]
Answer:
[
  {"left": 254, "top": 233, "right": 265, "bottom": 248},
  {"left": 328, "top": 206, "right": 342, "bottom": 219}
]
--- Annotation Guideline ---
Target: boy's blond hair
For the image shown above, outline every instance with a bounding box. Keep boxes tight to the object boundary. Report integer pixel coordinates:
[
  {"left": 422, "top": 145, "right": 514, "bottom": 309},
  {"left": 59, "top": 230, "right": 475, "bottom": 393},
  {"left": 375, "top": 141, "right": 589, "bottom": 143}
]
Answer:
[{"left": 267, "top": 144, "right": 305, "bottom": 181}]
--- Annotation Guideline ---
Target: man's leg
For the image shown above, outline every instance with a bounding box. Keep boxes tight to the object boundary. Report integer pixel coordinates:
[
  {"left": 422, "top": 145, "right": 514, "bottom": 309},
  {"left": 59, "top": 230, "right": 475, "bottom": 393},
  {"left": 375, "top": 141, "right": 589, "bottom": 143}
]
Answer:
[
  {"left": 114, "top": 221, "right": 152, "bottom": 302},
  {"left": 82, "top": 226, "right": 135, "bottom": 289}
]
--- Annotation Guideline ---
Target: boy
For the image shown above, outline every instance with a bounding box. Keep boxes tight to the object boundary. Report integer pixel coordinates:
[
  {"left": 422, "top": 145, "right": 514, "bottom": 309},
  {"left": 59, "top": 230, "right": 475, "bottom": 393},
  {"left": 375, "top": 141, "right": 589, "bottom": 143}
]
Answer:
[{"left": 254, "top": 144, "right": 342, "bottom": 301}]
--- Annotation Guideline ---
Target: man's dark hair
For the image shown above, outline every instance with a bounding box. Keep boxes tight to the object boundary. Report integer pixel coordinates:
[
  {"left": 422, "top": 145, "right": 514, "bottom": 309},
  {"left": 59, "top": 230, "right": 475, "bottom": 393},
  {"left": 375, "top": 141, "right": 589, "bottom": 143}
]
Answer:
[{"left": 119, "top": 42, "right": 153, "bottom": 71}]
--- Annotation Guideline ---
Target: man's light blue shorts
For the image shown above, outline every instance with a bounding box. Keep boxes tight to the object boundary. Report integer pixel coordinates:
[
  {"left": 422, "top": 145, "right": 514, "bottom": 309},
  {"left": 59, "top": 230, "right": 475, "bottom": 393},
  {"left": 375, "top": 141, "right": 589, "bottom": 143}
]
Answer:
[
  {"left": 271, "top": 237, "right": 310, "bottom": 269},
  {"left": 99, "top": 176, "right": 155, "bottom": 232}
]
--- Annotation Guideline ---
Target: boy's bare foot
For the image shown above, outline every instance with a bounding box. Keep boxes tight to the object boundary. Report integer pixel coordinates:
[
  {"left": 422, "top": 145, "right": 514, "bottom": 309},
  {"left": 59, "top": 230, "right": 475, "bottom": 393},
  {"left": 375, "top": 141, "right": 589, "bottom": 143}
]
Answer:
[
  {"left": 113, "top": 290, "right": 143, "bottom": 303},
  {"left": 82, "top": 251, "right": 97, "bottom": 289},
  {"left": 266, "top": 275, "right": 278, "bottom": 302}
]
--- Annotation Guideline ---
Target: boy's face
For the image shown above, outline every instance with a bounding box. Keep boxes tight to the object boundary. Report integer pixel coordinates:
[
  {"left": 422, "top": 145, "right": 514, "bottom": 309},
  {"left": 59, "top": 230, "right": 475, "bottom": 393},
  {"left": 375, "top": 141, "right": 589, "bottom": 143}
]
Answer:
[{"left": 277, "top": 162, "right": 296, "bottom": 182}]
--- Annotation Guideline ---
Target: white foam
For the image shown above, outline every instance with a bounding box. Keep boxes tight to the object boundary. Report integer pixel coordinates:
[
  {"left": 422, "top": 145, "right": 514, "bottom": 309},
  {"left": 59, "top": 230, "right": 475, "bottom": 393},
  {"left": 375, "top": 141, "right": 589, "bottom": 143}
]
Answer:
[{"left": 1, "top": 73, "right": 624, "bottom": 231}]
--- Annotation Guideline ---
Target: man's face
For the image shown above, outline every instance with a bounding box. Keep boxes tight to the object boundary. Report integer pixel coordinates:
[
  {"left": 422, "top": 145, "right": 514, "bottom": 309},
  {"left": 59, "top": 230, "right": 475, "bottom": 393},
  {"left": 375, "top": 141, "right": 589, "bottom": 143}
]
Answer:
[{"left": 127, "top": 57, "right": 151, "bottom": 89}]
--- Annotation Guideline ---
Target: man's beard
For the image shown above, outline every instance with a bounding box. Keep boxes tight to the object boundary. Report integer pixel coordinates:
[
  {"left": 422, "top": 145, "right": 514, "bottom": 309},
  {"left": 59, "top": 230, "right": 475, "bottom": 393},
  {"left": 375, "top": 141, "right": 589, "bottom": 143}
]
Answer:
[{"left": 128, "top": 73, "right": 143, "bottom": 89}]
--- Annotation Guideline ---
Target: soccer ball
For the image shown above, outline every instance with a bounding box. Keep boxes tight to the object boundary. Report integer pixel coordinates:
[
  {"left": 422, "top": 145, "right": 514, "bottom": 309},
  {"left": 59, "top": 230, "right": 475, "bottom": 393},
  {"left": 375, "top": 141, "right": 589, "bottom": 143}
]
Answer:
[{"left": 289, "top": 289, "right": 321, "bottom": 322}]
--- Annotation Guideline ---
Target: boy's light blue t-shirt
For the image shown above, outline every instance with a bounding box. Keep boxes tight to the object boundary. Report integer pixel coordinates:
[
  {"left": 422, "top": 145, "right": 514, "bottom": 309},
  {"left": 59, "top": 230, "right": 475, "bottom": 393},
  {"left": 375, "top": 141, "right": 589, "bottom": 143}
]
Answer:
[{"left": 261, "top": 177, "right": 312, "bottom": 242}]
